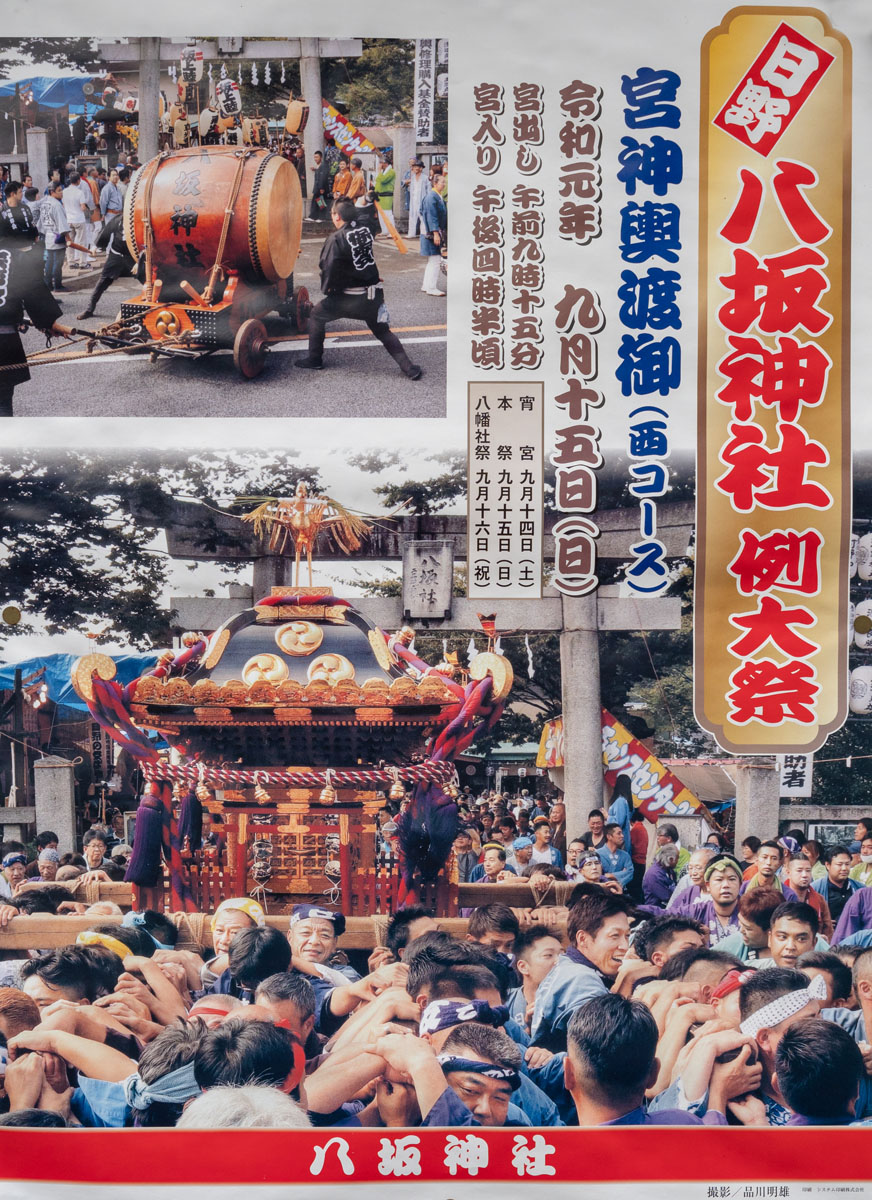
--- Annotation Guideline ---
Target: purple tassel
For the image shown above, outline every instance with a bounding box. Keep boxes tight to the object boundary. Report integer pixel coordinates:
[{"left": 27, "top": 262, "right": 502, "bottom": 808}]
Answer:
[
  {"left": 177, "top": 785, "right": 202, "bottom": 853},
  {"left": 125, "top": 784, "right": 165, "bottom": 886},
  {"left": 397, "top": 781, "right": 459, "bottom": 888}
]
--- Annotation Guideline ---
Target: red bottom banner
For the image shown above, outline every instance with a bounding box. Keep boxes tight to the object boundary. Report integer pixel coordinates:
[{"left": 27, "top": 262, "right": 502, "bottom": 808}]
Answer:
[{"left": 0, "top": 1129, "right": 870, "bottom": 1191}]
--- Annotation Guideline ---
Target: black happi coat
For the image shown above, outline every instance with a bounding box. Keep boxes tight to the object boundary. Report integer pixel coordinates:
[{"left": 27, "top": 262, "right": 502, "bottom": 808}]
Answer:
[
  {"left": 96, "top": 214, "right": 136, "bottom": 279},
  {"left": 318, "top": 219, "right": 381, "bottom": 295},
  {"left": 0, "top": 245, "right": 62, "bottom": 385}
]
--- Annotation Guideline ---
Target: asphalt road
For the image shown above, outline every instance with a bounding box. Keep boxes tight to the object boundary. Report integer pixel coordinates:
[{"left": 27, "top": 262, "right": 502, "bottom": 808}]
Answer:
[{"left": 14, "top": 228, "right": 447, "bottom": 419}]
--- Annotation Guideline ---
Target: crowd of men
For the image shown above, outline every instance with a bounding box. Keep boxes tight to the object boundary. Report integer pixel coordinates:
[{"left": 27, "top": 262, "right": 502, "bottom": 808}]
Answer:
[
  {"left": 0, "top": 161, "right": 137, "bottom": 293},
  {"left": 0, "top": 785, "right": 870, "bottom": 1130},
  {"left": 308, "top": 152, "right": 448, "bottom": 297}
]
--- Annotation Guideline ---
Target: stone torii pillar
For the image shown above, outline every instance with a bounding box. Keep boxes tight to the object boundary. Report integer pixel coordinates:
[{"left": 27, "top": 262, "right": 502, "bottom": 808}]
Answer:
[
  {"left": 24, "top": 127, "right": 49, "bottom": 193},
  {"left": 137, "top": 38, "right": 161, "bottom": 169},
  {"left": 560, "top": 595, "right": 606, "bottom": 828},
  {"left": 390, "top": 123, "right": 418, "bottom": 223},
  {"left": 733, "top": 759, "right": 781, "bottom": 846},
  {"left": 299, "top": 39, "right": 325, "bottom": 189}
]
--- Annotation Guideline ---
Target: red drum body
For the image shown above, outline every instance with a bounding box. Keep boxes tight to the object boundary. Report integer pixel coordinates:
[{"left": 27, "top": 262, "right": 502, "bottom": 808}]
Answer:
[{"left": 124, "top": 146, "right": 302, "bottom": 287}]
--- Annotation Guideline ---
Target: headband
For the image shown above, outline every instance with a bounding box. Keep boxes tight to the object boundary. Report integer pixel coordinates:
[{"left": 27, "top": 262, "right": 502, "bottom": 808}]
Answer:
[
  {"left": 481, "top": 842, "right": 506, "bottom": 854},
  {"left": 289, "top": 905, "right": 345, "bottom": 936},
  {"left": 211, "top": 897, "right": 265, "bottom": 931},
  {"left": 122, "top": 1061, "right": 201, "bottom": 1110},
  {"left": 704, "top": 853, "right": 744, "bottom": 882},
  {"left": 2, "top": 853, "right": 26, "bottom": 869},
  {"left": 187, "top": 1003, "right": 237, "bottom": 1019},
  {"left": 122, "top": 910, "right": 174, "bottom": 951},
  {"left": 436, "top": 1054, "right": 520, "bottom": 1091},
  {"left": 710, "top": 968, "right": 756, "bottom": 1001},
  {"left": 76, "top": 930, "right": 131, "bottom": 961},
  {"left": 581, "top": 853, "right": 602, "bottom": 866},
  {"left": 512, "top": 836, "right": 533, "bottom": 850},
  {"left": 419, "top": 998, "right": 510, "bottom": 1036},
  {"left": 739, "top": 971, "right": 828, "bottom": 1037}
]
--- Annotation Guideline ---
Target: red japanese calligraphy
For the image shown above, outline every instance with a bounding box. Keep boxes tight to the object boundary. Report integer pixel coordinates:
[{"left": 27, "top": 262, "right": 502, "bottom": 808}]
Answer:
[
  {"left": 771, "top": 160, "right": 831, "bottom": 243},
  {"left": 728, "top": 595, "right": 818, "bottom": 658},
  {"left": 719, "top": 247, "right": 831, "bottom": 336},
  {"left": 727, "top": 528, "right": 823, "bottom": 595},
  {"left": 716, "top": 334, "right": 831, "bottom": 422},
  {"left": 713, "top": 23, "right": 834, "bottom": 157},
  {"left": 727, "top": 658, "right": 819, "bottom": 724},
  {"left": 716, "top": 421, "right": 832, "bottom": 512},
  {"left": 719, "top": 160, "right": 831, "bottom": 246},
  {"left": 719, "top": 168, "right": 765, "bottom": 244}
]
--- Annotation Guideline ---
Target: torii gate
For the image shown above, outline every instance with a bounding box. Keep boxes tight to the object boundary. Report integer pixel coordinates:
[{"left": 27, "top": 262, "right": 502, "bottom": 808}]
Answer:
[
  {"left": 94, "top": 37, "right": 363, "bottom": 171},
  {"left": 128, "top": 494, "right": 690, "bottom": 837}
]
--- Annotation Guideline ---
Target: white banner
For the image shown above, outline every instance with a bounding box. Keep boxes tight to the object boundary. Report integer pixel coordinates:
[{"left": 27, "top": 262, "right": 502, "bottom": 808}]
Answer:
[
  {"left": 777, "top": 753, "right": 814, "bottom": 797},
  {"left": 414, "top": 37, "right": 437, "bottom": 142}
]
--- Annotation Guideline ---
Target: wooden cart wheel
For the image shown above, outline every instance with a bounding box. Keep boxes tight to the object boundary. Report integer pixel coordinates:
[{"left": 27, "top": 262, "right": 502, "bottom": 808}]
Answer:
[
  {"left": 233, "top": 318, "right": 268, "bottom": 379},
  {"left": 294, "top": 286, "right": 312, "bottom": 333}
]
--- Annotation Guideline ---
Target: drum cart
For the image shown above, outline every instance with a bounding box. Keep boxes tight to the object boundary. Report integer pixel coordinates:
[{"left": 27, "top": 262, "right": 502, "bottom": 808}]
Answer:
[
  {"left": 116, "top": 274, "right": 313, "bottom": 379},
  {"left": 81, "top": 144, "right": 314, "bottom": 378}
]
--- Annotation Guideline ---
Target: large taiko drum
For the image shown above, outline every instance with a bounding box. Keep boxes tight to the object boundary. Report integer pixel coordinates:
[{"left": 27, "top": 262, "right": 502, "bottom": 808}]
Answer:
[{"left": 124, "top": 146, "right": 302, "bottom": 286}]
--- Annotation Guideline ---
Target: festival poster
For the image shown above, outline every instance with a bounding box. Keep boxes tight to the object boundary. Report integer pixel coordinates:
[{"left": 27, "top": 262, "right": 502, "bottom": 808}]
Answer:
[{"left": 0, "top": 0, "right": 870, "bottom": 1195}]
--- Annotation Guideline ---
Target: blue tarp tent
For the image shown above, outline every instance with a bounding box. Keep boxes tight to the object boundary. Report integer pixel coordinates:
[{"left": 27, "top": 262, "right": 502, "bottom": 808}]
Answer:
[
  {"left": 0, "top": 75, "right": 96, "bottom": 116},
  {"left": 0, "top": 653, "right": 158, "bottom": 713}
]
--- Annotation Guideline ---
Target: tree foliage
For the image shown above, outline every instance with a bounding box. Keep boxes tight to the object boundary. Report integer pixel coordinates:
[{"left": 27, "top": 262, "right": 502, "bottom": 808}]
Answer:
[
  {"left": 0, "top": 452, "right": 170, "bottom": 647},
  {"left": 0, "top": 39, "right": 101, "bottom": 82},
  {"left": 0, "top": 451, "right": 328, "bottom": 650},
  {"left": 323, "top": 41, "right": 415, "bottom": 125},
  {"left": 808, "top": 720, "right": 872, "bottom": 808},
  {"left": 349, "top": 449, "right": 466, "bottom": 514},
  {"left": 323, "top": 39, "right": 448, "bottom": 144},
  {"left": 229, "top": 69, "right": 303, "bottom": 122}
]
